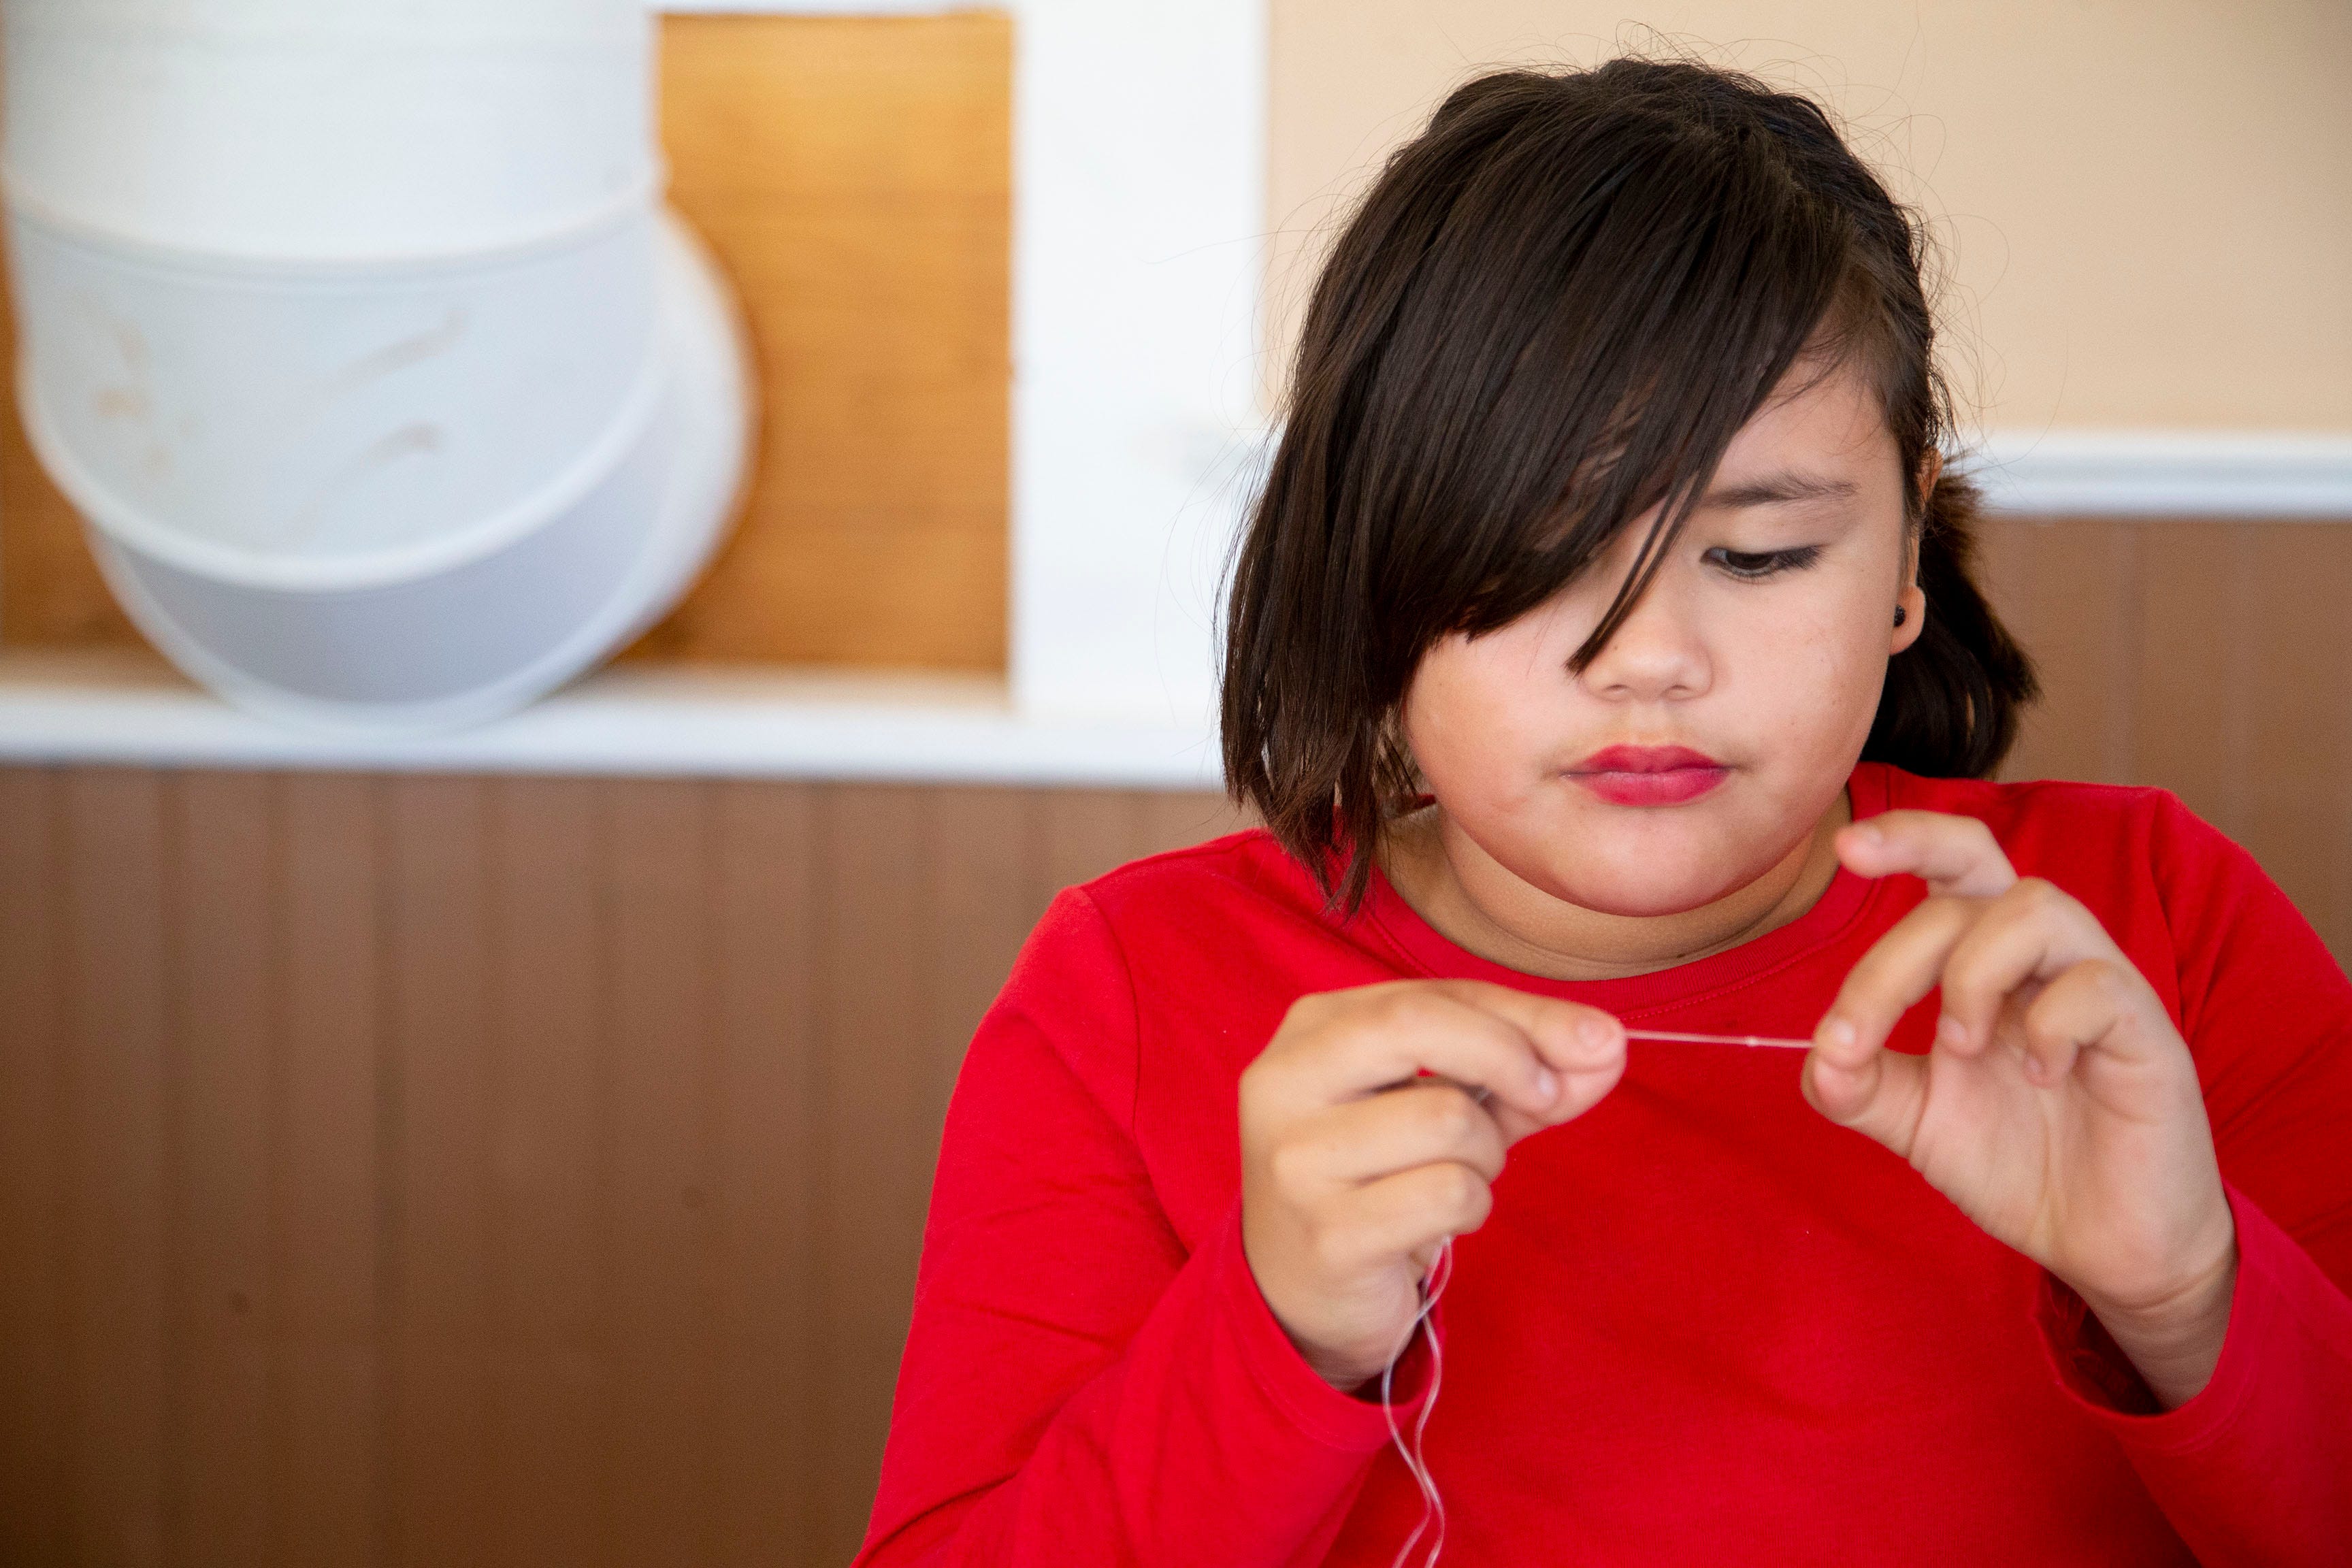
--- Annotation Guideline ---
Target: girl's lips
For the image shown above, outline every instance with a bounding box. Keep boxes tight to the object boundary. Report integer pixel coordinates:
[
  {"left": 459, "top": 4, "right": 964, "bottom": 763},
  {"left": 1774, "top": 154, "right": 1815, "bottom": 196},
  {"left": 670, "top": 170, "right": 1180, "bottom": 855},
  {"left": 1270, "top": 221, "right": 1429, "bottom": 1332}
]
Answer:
[{"left": 1565, "top": 744, "right": 1729, "bottom": 806}]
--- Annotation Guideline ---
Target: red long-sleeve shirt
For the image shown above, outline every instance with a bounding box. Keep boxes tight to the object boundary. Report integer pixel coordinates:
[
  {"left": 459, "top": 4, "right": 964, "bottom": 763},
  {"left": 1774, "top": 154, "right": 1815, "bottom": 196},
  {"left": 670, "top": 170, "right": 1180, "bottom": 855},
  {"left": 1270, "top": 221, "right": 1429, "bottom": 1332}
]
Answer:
[{"left": 855, "top": 763, "right": 2352, "bottom": 1566}]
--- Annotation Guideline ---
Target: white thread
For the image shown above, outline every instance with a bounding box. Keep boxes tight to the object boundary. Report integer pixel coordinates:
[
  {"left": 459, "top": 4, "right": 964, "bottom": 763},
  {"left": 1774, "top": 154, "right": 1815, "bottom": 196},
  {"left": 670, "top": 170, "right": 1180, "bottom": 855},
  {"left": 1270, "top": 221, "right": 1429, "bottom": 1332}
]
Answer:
[
  {"left": 1379, "top": 1233, "right": 1454, "bottom": 1568},
  {"left": 1365, "top": 1031, "right": 1797, "bottom": 1566},
  {"left": 1622, "top": 1028, "right": 1812, "bottom": 1049}
]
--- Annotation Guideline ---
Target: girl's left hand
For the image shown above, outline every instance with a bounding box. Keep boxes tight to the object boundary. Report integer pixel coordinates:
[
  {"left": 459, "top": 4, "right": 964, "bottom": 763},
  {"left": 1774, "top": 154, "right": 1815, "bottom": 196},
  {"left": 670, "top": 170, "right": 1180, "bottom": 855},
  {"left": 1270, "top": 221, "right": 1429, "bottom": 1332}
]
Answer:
[{"left": 1803, "top": 808, "right": 2240, "bottom": 1408}]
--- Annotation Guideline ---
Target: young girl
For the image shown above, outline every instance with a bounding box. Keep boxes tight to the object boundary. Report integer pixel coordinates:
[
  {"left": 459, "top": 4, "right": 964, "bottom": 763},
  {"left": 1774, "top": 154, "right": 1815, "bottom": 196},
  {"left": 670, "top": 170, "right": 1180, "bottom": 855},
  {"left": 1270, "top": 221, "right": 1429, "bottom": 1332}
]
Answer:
[{"left": 854, "top": 59, "right": 2352, "bottom": 1565}]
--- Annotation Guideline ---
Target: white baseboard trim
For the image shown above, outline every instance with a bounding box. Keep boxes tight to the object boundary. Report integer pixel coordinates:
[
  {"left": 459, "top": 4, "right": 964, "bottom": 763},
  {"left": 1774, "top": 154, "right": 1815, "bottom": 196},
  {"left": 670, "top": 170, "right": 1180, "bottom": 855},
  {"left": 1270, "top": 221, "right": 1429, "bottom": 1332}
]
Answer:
[{"left": 1959, "top": 431, "right": 2352, "bottom": 519}]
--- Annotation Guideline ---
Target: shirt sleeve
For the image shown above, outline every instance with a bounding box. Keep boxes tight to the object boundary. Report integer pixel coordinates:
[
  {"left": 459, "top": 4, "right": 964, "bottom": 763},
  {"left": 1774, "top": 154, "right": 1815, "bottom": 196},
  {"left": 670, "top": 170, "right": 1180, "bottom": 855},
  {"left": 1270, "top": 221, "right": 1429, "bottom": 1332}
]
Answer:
[
  {"left": 851, "top": 887, "right": 1435, "bottom": 1568},
  {"left": 2031, "top": 794, "right": 2352, "bottom": 1565},
  {"left": 2036, "top": 1183, "right": 2352, "bottom": 1567}
]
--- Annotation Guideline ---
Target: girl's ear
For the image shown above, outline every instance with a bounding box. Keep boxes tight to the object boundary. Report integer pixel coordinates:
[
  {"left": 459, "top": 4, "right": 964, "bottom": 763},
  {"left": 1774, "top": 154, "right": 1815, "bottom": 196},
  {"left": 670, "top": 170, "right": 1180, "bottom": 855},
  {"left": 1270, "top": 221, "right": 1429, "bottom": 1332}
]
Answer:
[{"left": 1891, "top": 451, "right": 1940, "bottom": 655}]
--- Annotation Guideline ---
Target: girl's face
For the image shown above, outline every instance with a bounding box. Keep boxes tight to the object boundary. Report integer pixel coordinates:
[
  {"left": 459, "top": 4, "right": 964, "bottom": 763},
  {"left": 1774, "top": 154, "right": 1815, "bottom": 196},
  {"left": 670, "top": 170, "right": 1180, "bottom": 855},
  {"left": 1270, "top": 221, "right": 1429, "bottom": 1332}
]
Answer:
[{"left": 1399, "top": 357, "right": 1928, "bottom": 919}]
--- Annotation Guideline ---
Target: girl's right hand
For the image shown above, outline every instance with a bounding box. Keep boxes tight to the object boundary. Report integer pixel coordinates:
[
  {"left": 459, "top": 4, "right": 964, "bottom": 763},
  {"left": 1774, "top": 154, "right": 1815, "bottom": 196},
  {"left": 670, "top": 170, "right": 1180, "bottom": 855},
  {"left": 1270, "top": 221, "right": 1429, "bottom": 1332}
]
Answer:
[{"left": 1239, "top": 980, "right": 1628, "bottom": 1391}]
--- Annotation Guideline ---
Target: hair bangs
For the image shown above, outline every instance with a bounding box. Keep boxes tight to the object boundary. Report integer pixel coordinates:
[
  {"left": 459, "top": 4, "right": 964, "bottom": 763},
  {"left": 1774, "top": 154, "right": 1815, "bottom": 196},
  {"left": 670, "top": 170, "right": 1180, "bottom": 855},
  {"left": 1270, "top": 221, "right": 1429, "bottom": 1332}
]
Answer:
[{"left": 1438, "top": 129, "right": 1859, "bottom": 671}]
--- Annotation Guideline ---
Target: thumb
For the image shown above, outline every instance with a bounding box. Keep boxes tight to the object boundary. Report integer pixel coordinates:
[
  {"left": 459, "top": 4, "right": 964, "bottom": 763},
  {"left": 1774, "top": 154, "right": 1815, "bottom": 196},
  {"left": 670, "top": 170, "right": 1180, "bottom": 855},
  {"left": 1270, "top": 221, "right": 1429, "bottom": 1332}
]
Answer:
[{"left": 1801, "top": 1019, "right": 1929, "bottom": 1158}]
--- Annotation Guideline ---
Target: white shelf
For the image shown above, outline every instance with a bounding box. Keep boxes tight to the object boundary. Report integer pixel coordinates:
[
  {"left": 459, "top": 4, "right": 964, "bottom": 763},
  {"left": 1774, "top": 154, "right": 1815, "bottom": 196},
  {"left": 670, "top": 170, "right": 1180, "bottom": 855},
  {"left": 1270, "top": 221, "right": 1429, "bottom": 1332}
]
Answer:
[{"left": 0, "top": 649, "right": 1225, "bottom": 788}]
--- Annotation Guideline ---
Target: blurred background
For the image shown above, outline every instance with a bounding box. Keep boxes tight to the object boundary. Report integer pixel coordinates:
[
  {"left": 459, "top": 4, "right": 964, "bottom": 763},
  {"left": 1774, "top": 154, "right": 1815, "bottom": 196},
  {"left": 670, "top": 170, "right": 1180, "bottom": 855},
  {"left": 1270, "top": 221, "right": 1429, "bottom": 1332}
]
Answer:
[{"left": 1, "top": 2, "right": 2346, "bottom": 1565}]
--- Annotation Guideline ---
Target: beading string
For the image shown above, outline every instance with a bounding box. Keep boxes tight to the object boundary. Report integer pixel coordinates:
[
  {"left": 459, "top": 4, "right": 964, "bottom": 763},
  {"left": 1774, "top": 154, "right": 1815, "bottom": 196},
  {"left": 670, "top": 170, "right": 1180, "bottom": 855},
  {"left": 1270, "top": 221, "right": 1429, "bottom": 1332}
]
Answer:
[
  {"left": 1373, "top": 1027, "right": 1811, "bottom": 1564},
  {"left": 1379, "top": 1233, "right": 1454, "bottom": 1568},
  {"left": 1623, "top": 1028, "right": 1813, "bottom": 1049}
]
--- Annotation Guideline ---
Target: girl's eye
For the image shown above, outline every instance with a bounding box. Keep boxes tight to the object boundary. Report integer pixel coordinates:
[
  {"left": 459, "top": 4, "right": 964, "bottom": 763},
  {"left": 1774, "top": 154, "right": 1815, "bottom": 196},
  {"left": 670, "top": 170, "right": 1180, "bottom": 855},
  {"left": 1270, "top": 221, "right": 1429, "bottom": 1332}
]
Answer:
[{"left": 1705, "top": 544, "right": 1823, "bottom": 581}]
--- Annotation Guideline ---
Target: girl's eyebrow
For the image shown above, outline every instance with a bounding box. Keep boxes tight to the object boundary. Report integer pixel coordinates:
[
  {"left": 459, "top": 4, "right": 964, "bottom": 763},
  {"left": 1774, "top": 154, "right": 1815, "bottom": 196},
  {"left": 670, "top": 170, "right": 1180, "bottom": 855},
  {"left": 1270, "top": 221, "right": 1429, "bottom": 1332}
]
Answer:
[{"left": 1699, "top": 472, "right": 1859, "bottom": 509}]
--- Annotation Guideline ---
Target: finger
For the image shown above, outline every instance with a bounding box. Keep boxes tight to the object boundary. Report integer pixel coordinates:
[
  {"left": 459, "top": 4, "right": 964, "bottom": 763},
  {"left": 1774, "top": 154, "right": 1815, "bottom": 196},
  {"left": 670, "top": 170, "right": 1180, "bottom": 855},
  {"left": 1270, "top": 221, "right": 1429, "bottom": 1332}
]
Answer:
[
  {"left": 1934, "top": 879, "right": 2126, "bottom": 1057},
  {"left": 1290, "top": 982, "right": 1614, "bottom": 1122},
  {"left": 1281, "top": 1082, "right": 1509, "bottom": 1189},
  {"left": 1835, "top": 810, "right": 2019, "bottom": 898},
  {"left": 2021, "top": 958, "right": 2160, "bottom": 1089},
  {"left": 1801, "top": 1025, "right": 1931, "bottom": 1158},
  {"left": 1426, "top": 979, "right": 1629, "bottom": 1085},
  {"left": 1328, "top": 1160, "right": 1494, "bottom": 1273},
  {"left": 1816, "top": 894, "right": 1978, "bottom": 1058}
]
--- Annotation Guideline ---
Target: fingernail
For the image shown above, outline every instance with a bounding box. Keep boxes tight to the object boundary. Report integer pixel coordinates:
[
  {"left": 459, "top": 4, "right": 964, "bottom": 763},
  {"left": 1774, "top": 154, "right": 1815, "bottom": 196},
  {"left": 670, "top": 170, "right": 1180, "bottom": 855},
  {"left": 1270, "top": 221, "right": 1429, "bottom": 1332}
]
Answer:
[
  {"left": 1533, "top": 1068, "right": 1560, "bottom": 1102},
  {"left": 1850, "top": 823, "right": 1882, "bottom": 847},
  {"left": 1577, "top": 1018, "right": 1612, "bottom": 1049},
  {"left": 1820, "top": 1017, "right": 1857, "bottom": 1049},
  {"left": 1937, "top": 1015, "right": 1967, "bottom": 1047}
]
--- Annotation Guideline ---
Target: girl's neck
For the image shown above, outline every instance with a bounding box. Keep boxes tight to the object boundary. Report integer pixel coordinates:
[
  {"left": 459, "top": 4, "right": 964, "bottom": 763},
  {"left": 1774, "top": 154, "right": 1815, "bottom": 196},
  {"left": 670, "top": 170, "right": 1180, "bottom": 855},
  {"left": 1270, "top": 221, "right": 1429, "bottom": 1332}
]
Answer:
[{"left": 1377, "top": 788, "right": 1852, "bottom": 982}]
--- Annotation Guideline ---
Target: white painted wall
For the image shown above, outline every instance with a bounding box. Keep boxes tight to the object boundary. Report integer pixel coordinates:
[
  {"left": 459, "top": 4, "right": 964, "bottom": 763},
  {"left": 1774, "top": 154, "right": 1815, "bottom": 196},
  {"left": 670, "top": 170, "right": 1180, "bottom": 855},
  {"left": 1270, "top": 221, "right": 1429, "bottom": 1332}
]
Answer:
[{"left": 1007, "top": 0, "right": 1267, "bottom": 730}]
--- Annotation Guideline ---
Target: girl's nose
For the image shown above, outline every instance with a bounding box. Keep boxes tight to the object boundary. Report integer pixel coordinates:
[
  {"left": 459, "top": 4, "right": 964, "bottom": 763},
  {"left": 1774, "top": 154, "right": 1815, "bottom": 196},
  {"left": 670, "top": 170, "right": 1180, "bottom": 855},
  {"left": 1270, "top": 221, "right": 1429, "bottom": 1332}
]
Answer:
[{"left": 1574, "top": 574, "right": 1712, "bottom": 702}]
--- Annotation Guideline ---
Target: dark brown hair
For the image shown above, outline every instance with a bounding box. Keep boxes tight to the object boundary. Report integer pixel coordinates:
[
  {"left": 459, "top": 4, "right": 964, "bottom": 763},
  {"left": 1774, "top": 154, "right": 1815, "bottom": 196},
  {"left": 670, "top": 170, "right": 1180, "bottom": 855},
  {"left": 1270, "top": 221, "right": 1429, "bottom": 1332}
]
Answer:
[{"left": 1222, "top": 57, "right": 2038, "bottom": 913}]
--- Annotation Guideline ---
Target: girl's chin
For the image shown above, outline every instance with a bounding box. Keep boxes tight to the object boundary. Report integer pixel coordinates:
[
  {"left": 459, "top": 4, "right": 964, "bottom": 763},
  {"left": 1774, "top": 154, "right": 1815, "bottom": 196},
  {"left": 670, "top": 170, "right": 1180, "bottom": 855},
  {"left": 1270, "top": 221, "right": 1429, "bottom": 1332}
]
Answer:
[
  {"left": 1526, "top": 849, "right": 1784, "bottom": 919},
  {"left": 1549, "top": 884, "right": 1741, "bottom": 920}
]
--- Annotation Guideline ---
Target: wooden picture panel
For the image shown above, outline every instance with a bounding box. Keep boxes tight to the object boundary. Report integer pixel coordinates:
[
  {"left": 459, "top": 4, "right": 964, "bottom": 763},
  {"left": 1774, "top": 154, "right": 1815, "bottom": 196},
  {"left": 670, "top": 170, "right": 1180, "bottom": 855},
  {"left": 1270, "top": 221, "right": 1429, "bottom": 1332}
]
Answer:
[{"left": 635, "top": 14, "right": 1011, "bottom": 670}]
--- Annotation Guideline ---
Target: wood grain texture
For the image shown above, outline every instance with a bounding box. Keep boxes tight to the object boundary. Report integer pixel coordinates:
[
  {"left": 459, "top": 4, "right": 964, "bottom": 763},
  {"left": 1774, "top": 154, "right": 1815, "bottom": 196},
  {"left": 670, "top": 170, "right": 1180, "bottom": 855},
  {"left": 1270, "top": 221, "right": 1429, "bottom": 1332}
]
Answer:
[
  {"left": 274, "top": 777, "right": 383, "bottom": 1567},
  {"left": 0, "top": 769, "right": 71, "bottom": 1563},
  {"left": 630, "top": 13, "right": 1011, "bottom": 670},
  {"left": 814, "top": 785, "right": 930, "bottom": 1563},
  {"left": 485, "top": 779, "right": 606, "bottom": 1568},
  {"left": 708, "top": 783, "right": 821, "bottom": 1565},
  {"left": 1982, "top": 517, "right": 2352, "bottom": 951},
  {"left": 1, "top": 13, "right": 1013, "bottom": 674},
  {"left": 63, "top": 768, "right": 172, "bottom": 1568},
  {"left": 169, "top": 773, "right": 276, "bottom": 1568},
  {"left": 0, "top": 773, "right": 1245, "bottom": 1567},
  {"left": 602, "top": 781, "right": 720, "bottom": 1568},
  {"left": 382, "top": 778, "right": 494, "bottom": 1568}
]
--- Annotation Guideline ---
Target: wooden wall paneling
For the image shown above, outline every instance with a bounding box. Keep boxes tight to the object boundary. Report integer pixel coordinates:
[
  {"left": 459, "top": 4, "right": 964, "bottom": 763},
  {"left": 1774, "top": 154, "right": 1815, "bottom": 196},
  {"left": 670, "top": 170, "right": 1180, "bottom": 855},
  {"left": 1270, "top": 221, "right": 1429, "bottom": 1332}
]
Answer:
[
  {"left": 2134, "top": 526, "right": 2253, "bottom": 839},
  {"left": 273, "top": 777, "right": 384, "bottom": 1567},
  {"left": 0, "top": 768, "right": 71, "bottom": 1561},
  {"left": 1978, "top": 517, "right": 2352, "bottom": 966},
  {"left": 63, "top": 768, "right": 173, "bottom": 1566},
  {"left": 815, "top": 783, "right": 932, "bottom": 1563},
  {"left": 929, "top": 787, "right": 1047, "bottom": 1060},
  {"left": 1025, "top": 787, "right": 1255, "bottom": 917},
  {"left": 1978, "top": 517, "right": 2142, "bottom": 785},
  {"left": 169, "top": 773, "right": 277, "bottom": 1567},
  {"left": 709, "top": 782, "right": 823, "bottom": 1566},
  {"left": 1138, "top": 791, "right": 1256, "bottom": 860},
  {"left": 602, "top": 781, "right": 722, "bottom": 1568},
  {"left": 1034, "top": 790, "right": 1154, "bottom": 913},
  {"left": 2228, "top": 525, "right": 2352, "bottom": 949},
  {"left": 483, "top": 779, "right": 605, "bottom": 1567},
  {"left": 383, "top": 778, "right": 495, "bottom": 1566}
]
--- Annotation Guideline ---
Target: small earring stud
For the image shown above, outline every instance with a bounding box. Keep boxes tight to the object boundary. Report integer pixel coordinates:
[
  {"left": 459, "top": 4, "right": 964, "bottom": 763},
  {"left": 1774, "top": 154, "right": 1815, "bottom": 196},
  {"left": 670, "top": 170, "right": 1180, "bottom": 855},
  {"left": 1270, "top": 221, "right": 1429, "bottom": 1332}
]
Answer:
[{"left": 1893, "top": 604, "right": 1908, "bottom": 627}]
